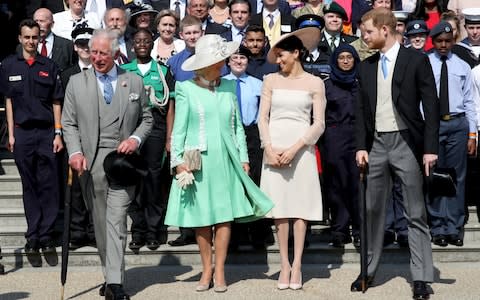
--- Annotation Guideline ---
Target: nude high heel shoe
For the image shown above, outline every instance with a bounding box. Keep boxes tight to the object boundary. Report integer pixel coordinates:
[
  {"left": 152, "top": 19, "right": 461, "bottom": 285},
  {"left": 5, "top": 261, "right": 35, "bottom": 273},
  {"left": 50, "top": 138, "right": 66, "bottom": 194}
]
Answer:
[
  {"left": 289, "top": 270, "right": 302, "bottom": 290},
  {"left": 277, "top": 268, "right": 290, "bottom": 290}
]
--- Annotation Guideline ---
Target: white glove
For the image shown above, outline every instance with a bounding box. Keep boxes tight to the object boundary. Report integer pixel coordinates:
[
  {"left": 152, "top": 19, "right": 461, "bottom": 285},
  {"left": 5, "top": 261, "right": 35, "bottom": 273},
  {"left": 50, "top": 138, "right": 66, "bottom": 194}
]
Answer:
[{"left": 175, "top": 171, "right": 195, "bottom": 189}]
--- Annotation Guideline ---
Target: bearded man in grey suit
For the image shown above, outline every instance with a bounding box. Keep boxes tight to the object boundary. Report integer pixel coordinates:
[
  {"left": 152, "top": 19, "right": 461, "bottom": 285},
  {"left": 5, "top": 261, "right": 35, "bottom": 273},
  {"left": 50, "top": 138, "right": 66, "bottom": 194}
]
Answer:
[{"left": 62, "top": 29, "right": 152, "bottom": 300}]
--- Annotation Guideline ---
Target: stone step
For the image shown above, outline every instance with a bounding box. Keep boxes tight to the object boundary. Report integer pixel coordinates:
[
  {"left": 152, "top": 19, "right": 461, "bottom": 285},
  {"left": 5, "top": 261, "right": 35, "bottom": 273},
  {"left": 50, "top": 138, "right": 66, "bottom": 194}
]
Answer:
[
  {"left": 2, "top": 241, "right": 480, "bottom": 268},
  {"left": 2, "top": 221, "right": 480, "bottom": 248},
  {"left": 0, "top": 159, "right": 19, "bottom": 175},
  {"left": 0, "top": 190, "right": 23, "bottom": 208},
  {"left": 0, "top": 174, "right": 22, "bottom": 190},
  {"left": 0, "top": 225, "right": 183, "bottom": 247}
]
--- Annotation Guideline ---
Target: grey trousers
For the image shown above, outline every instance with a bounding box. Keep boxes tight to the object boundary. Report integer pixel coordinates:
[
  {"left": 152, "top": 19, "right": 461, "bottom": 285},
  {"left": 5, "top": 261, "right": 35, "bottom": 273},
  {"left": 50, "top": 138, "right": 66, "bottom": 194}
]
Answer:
[
  {"left": 88, "top": 147, "right": 135, "bottom": 284},
  {"left": 366, "top": 131, "right": 433, "bottom": 282}
]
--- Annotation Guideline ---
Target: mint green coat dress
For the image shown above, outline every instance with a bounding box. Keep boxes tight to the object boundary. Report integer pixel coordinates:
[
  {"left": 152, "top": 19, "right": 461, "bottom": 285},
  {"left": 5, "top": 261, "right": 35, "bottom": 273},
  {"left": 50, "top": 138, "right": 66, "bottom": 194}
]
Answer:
[{"left": 165, "top": 79, "right": 273, "bottom": 227}]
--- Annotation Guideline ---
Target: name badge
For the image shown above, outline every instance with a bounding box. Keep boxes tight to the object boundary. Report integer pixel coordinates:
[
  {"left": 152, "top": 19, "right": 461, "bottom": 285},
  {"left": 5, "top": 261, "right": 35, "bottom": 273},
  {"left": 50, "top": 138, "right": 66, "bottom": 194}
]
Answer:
[
  {"left": 281, "top": 25, "right": 292, "bottom": 33},
  {"left": 151, "top": 76, "right": 159, "bottom": 81},
  {"left": 9, "top": 75, "right": 22, "bottom": 81}
]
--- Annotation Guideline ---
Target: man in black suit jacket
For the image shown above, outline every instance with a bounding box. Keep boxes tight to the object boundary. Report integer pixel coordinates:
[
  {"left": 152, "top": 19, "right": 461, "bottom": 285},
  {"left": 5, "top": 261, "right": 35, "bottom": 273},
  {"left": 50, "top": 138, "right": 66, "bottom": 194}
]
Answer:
[
  {"left": 30, "top": 8, "right": 75, "bottom": 72},
  {"left": 249, "top": 0, "right": 296, "bottom": 46},
  {"left": 248, "top": 0, "right": 290, "bottom": 16},
  {"left": 204, "top": 0, "right": 252, "bottom": 42},
  {"left": 104, "top": 7, "right": 136, "bottom": 62},
  {"left": 353, "top": 9, "right": 439, "bottom": 300}
]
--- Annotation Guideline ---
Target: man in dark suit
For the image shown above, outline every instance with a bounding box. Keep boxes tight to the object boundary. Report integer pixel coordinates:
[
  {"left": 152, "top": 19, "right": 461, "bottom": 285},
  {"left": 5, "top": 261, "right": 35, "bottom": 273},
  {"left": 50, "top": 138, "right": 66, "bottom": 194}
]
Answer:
[
  {"left": 104, "top": 7, "right": 136, "bottom": 63},
  {"left": 248, "top": 0, "right": 290, "bottom": 16},
  {"left": 315, "top": 2, "right": 357, "bottom": 72},
  {"left": 249, "top": 0, "right": 296, "bottom": 46},
  {"left": 187, "top": 0, "right": 230, "bottom": 35},
  {"left": 352, "top": 8, "right": 439, "bottom": 300},
  {"left": 205, "top": 0, "right": 251, "bottom": 43},
  {"left": 32, "top": 8, "right": 75, "bottom": 72}
]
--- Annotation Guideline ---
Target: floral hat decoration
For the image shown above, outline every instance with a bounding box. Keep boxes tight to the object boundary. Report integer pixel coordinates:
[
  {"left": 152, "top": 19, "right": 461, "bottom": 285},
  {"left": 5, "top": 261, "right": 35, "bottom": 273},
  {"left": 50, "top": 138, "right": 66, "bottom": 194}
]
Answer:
[{"left": 181, "top": 34, "right": 240, "bottom": 71}]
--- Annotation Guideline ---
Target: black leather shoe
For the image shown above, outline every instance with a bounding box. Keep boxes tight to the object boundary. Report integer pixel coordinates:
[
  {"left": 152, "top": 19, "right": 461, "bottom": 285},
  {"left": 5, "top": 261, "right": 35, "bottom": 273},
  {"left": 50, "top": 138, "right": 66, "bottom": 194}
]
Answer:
[
  {"left": 447, "top": 235, "right": 463, "bottom": 246},
  {"left": 396, "top": 235, "right": 409, "bottom": 248},
  {"left": 351, "top": 275, "right": 374, "bottom": 292},
  {"left": 330, "top": 234, "right": 351, "bottom": 248},
  {"left": 384, "top": 231, "right": 395, "bottom": 246},
  {"left": 353, "top": 236, "right": 361, "bottom": 248},
  {"left": 168, "top": 236, "right": 196, "bottom": 247},
  {"left": 40, "top": 240, "right": 57, "bottom": 254},
  {"left": 105, "top": 284, "right": 130, "bottom": 300},
  {"left": 99, "top": 282, "right": 106, "bottom": 296},
  {"left": 24, "top": 240, "right": 40, "bottom": 254},
  {"left": 128, "top": 239, "right": 145, "bottom": 252},
  {"left": 146, "top": 240, "right": 160, "bottom": 251},
  {"left": 412, "top": 281, "right": 430, "bottom": 300},
  {"left": 432, "top": 235, "right": 448, "bottom": 247}
]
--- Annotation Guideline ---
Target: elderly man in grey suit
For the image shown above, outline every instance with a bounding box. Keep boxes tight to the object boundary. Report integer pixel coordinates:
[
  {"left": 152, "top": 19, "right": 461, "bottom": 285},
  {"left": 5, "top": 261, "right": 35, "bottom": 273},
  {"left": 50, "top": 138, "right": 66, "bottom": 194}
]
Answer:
[{"left": 62, "top": 29, "right": 152, "bottom": 300}]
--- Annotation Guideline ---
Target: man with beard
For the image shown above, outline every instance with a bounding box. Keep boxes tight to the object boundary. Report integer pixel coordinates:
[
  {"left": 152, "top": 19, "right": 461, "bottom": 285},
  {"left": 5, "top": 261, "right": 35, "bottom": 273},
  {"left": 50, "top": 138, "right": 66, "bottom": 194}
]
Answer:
[
  {"left": 104, "top": 7, "right": 135, "bottom": 64},
  {"left": 353, "top": 8, "right": 439, "bottom": 300}
]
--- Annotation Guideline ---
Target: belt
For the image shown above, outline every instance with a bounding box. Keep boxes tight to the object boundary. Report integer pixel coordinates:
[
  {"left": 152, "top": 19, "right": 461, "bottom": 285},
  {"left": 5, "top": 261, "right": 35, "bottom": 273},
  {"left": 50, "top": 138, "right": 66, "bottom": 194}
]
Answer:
[{"left": 441, "top": 112, "right": 465, "bottom": 121}]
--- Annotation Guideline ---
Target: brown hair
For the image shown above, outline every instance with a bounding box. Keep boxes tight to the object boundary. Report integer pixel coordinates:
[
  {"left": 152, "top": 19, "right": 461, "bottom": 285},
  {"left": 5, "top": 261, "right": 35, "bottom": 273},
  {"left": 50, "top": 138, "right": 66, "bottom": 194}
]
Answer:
[
  {"left": 361, "top": 7, "right": 396, "bottom": 33},
  {"left": 179, "top": 15, "right": 202, "bottom": 32}
]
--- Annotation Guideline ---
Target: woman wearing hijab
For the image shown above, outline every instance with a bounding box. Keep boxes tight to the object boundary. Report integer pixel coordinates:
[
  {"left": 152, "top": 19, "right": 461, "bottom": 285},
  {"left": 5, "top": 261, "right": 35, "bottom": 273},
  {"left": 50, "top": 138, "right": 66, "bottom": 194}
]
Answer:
[
  {"left": 321, "top": 44, "right": 361, "bottom": 248},
  {"left": 259, "top": 27, "right": 326, "bottom": 290},
  {"left": 164, "top": 34, "right": 273, "bottom": 293}
]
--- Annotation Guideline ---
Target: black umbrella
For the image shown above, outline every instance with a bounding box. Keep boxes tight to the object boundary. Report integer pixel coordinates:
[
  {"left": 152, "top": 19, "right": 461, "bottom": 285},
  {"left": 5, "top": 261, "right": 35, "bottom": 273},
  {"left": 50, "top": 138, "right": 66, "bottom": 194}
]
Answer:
[
  {"left": 61, "top": 167, "right": 73, "bottom": 300},
  {"left": 359, "top": 164, "right": 368, "bottom": 293}
]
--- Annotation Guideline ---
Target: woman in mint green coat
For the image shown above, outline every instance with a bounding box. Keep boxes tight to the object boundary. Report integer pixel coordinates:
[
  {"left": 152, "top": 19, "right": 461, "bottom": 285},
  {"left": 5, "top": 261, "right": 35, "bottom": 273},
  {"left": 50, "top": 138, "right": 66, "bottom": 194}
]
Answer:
[{"left": 164, "top": 35, "right": 273, "bottom": 293}]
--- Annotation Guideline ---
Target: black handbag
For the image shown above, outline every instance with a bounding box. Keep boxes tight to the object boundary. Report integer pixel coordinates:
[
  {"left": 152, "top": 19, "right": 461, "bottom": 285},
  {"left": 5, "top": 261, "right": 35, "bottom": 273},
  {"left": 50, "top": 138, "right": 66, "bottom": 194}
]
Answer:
[{"left": 427, "top": 167, "right": 457, "bottom": 198}]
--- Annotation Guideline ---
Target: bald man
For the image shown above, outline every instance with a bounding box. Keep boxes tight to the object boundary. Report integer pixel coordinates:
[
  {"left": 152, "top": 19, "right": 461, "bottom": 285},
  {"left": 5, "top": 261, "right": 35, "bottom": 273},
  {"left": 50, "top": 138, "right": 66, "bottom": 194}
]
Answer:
[{"left": 33, "top": 8, "right": 75, "bottom": 72}]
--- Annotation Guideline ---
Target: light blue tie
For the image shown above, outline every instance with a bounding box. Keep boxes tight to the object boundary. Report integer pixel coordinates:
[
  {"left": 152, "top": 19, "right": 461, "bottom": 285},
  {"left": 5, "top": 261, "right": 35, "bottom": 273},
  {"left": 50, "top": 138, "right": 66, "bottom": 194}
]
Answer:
[
  {"left": 102, "top": 74, "right": 113, "bottom": 104},
  {"left": 381, "top": 55, "right": 388, "bottom": 79}
]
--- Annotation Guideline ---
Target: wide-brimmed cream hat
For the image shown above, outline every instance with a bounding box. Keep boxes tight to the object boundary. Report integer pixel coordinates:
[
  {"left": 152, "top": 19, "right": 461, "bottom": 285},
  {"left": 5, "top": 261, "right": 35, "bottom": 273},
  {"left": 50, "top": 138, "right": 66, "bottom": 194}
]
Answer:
[
  {"left": 181, "top": 34, "right": 240, "bottom": 71},
  {"left": 267, "top": 27, "right": 321, "bottom": 64}
]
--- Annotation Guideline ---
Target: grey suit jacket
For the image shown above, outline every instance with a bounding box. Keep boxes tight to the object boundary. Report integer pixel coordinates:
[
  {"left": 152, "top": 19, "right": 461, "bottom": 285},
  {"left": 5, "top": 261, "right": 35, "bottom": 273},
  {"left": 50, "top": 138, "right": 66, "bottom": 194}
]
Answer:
[{"left": 62, "top": 67, "right": 153, "bottom": 169}]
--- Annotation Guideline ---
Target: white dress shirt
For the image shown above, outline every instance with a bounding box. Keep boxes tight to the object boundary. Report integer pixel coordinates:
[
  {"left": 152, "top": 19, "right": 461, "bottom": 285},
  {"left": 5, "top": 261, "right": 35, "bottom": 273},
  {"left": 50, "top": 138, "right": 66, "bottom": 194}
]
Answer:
[{"left": 38, "top": 32, "right": 54, "bottom": 58}]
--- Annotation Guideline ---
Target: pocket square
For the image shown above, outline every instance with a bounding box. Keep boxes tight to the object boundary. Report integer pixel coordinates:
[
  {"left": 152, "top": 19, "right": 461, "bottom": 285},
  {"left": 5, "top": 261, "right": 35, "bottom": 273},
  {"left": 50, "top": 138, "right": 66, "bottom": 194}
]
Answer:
[{"left": 129, "top": 93, "right": 140, "bottom": 101}]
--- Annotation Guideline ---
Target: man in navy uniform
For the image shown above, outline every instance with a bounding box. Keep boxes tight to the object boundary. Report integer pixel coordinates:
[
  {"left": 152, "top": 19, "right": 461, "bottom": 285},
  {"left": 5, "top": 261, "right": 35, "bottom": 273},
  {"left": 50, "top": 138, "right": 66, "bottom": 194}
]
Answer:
[{"left": 0, "top": 19, "right": 64, "bottom": 256}]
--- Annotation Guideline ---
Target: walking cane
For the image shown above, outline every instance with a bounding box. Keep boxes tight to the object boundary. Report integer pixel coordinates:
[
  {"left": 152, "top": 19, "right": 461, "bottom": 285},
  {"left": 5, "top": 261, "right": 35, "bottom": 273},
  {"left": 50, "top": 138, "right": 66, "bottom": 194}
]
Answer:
[
  {"left": 359, "top": 164, "right": 368, "bottom": 293},
  {"left": 61, "top": 167, "right": 73, "bottom": 300}
]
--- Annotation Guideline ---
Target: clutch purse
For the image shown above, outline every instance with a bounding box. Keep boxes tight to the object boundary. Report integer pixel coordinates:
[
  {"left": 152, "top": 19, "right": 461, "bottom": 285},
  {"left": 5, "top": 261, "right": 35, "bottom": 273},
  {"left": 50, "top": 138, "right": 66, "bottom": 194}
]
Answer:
[
  {"left": 183, "top": 149, "right": 202, "bottom": 171},
  {"left": 427, "top": 167, "right": 457, "bottom": 198}
]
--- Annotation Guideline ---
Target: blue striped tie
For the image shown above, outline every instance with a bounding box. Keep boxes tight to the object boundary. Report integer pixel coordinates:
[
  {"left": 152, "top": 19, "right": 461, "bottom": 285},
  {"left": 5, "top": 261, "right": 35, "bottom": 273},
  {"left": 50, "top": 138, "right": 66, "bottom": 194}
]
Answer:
[{"left": 102, "top": 74, "right": 113, "bottom": 104}]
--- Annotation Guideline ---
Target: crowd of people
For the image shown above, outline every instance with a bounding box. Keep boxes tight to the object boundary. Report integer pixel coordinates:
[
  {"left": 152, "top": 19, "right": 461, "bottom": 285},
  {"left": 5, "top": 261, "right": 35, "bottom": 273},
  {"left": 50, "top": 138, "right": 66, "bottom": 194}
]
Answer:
[{"left": 1, "top": 0, "right": 480, "bottom": 299}]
